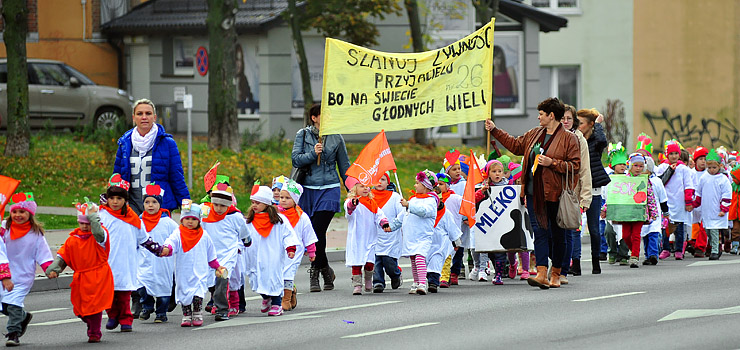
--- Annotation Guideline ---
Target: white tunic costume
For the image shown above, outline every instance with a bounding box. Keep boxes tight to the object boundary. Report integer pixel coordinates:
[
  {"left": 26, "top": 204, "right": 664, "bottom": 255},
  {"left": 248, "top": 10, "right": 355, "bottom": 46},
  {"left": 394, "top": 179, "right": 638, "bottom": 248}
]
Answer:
[
  {"left": 0, "top": 229, "right": 53, "bottom": 308},
  {"left": 99, "top": 208, "right": 150, "bottom": 291},
  {"left": 244, "top": 215, "right": 301, "bottom": 296},
  {"left": 401, "top": 196, "right": 437, "bottom": 257},
  {"left": 449, "top": 180, "right": 470, "bottom": 247},
  {"left": 427, "top": 208, "right": 463, "bottom": 274},
  {"left": 641, "top": 176, "right": 668, "bottom": 237},
  {"left": 164, "top": 228, "right": 217, "bottom": 306},
  {"left": 375, "top": 192, "right": 405, "bottom": 259},
  {"left": 283, "top": 210, "right": 318, "bottom": 281},
  {"left": 656, "top": 163, "right": 695, "bottom": 223},
  {"left": 692, "top": 169, "right": 706, "bottom": 224},
  {"left": 697, "top": 172, "right": 732, "bottom": 230},
  {"left": 137, "top": 214, "right": 178, "bottom": 297},
  {"left": 201, "top": 211, "right": 250, "bottom": 289},
  {"left": 345, "top": 199, "right": 387, "bottom": 266}
]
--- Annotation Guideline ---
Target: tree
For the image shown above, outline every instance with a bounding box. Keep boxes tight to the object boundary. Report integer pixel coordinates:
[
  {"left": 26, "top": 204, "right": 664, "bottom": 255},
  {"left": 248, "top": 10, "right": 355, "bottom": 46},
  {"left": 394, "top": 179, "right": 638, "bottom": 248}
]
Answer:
[
  {"left": 2, "top": 0, "right": 30, "bottom": 157},
  {"left": 404, "top": 0, "right": 428, "bottom": 145},
  {"left": 603, "top": 99, "right": 630, "bottom": 145},
  {"left": 471, "top": 0, "right": 499, "bottom": 118},
  {"left": 206, "top": 0, "right": 240, "bottom": 151},
  {"left": 286, "top": 0, "right": 402, "bottom": 126}
]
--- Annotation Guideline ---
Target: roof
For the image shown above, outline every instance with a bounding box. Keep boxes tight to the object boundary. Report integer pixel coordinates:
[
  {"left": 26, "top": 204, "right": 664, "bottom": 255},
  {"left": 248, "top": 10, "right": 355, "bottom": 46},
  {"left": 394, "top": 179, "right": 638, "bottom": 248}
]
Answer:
[
  {"left": 101, "top": 0, "right": 295, "bottom": 36},
  {"left": 499, "top": 0, "right": 567, "bottom": 32}
]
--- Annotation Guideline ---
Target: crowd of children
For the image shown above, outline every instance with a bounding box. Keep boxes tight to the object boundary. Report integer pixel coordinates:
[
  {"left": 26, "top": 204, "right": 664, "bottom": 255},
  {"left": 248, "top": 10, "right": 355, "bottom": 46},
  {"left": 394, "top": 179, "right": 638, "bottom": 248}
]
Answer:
[{"left": 2, "top": 128, "right": 740, "bottom": 346}]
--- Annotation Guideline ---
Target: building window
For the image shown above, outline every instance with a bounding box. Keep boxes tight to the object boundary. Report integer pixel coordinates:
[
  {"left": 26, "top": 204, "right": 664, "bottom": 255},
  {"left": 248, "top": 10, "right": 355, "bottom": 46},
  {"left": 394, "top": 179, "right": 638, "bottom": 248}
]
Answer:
[
  {"left": 529, "top": 0, "right": 581, "bottom": 15},
  {"left": 173, "top": 37, "right": 194, "bottom": 76},
  {"left": 540, "top": 66, "right": 579, "bottom": 108}
]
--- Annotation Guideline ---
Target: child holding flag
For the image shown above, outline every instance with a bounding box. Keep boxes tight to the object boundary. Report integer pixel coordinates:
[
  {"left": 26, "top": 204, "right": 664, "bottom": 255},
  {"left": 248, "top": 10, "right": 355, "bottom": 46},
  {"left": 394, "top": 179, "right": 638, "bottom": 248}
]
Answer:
[
  {"left": 401, "top": 170, "right": 440, "bottom": 295},
  {"left": 46, "top": 202, "right": 114, "bottom": 343},
  {"left": 372, "top": 173, "right": 406, "bottom": 293}
]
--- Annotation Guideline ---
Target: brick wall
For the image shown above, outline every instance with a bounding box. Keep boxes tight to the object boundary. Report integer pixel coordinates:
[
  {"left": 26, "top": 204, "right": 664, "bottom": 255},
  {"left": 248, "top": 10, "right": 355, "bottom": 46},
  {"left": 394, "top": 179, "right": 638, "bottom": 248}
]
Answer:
[
  {"left": 0, "top": 0, "right": 38, "bottom": 33},
  {"left": 92, "top": 0, "right": 100, "bottom": 32}
]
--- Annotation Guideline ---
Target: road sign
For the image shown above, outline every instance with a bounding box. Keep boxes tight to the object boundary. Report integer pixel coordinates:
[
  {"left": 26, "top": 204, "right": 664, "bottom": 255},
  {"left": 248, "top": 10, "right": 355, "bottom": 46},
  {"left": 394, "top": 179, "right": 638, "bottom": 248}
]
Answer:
[
  {"left": 174, "top": 86, "right": 186, "bottom": 102},
  {"left": 196, "top": 46, "right": 209, "bottom": 76},
  {"left": 183, "top": 94, "right": 193, "bottom": 109}
]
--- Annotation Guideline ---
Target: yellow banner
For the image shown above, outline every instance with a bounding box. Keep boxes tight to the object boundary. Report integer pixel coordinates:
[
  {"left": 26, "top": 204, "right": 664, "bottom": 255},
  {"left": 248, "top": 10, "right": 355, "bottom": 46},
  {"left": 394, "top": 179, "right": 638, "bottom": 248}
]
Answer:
[{"left": 319, "top": 19, "right": 494, "bottom": 136}]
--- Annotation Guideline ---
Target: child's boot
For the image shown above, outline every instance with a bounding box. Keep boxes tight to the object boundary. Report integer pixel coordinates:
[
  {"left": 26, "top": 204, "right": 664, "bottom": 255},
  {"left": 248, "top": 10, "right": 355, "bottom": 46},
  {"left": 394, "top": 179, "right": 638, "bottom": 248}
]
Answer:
[
  {"left": 192, "top": 311, "right": 203, "bottom": 327},
  {"left": 290, "top": 286, "right": 298, "bottom": 309},
  {"left": 282, "top": 289, "right": 293, "bottom": 311},
  {"left": 450, "top": 273, "right": 459, "bottom": 285},
  {"left": 352, "top": 275, "right": 363, "bottom": 295},
  {"left": 363, "top": 269, "right": 373, "bottom": 292},
  {"left": 181, "top": 305, "right": 192, "bottom": 327},
  {"left": 493, "top": 261, "right": 505, "bottom": 285}
]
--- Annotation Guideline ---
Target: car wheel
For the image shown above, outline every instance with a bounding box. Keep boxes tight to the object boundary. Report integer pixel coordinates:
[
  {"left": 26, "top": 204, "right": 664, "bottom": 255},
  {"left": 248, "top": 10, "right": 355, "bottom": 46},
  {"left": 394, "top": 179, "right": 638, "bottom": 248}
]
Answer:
[{"left": 95, "top": 107, "right": 122, "bottom": 130}]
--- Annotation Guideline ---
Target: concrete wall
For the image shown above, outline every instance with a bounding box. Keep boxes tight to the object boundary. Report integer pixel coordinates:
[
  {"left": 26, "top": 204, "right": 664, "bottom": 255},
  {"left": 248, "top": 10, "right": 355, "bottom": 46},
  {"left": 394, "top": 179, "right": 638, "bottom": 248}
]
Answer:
[
  {"left": 633, "top": 0, "right": 740, "bottom": 150},
  {"left": 538, "top": 0, "right": 634, "bottom": 145}
]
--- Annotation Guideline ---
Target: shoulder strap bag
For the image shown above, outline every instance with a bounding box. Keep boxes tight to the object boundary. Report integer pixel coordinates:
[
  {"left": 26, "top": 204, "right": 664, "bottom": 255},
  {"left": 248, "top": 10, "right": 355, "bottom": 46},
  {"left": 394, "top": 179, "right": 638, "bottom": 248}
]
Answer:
[{"left": 557, "top": 161, "right": 581, "bottom": 230}]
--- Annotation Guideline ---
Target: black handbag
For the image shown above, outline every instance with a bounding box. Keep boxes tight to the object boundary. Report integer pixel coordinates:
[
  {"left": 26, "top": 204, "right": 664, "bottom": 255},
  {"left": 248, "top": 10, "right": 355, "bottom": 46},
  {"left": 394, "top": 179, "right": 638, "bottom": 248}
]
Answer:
[{"left": 290, "top": 128, "right": 310, "bottom": 184}]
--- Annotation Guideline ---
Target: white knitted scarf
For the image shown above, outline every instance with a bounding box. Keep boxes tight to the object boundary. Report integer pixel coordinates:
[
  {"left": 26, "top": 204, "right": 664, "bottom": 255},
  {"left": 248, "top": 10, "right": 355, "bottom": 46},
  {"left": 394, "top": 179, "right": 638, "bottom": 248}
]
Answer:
[{"left": 131, "top": 123, "right": 158, "bottom": 157}]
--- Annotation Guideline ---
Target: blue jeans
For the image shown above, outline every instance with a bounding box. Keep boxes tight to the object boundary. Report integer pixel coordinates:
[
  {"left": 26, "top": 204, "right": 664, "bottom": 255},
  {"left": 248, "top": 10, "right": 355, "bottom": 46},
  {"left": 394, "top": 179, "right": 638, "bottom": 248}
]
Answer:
[
  {"left": 261, "top": 294, "right": 281, "bottom": 305},
  {"left": 663, "top": 221, "right": 686, "bottom": 253},
  {"left": 600, "top": 220, "right": 608, "bottom": 254},
  {"left": 427, "top": 272, "right": 440, "bottom": 287},
  {"left": 561, "top": 230, "right": 574, "bottom": 276},
  {"left": 585, "top": 195, "right": 603, "bottom": 259},
  {"left": 571, "top": 230, "right": 582, "bottom": 259},
  {"left": 450, "top": 248, "right": 465, "bottom": 275},
  {"left": 643, "top": 232, "right": 660, "bottom": 258},
  {"left": 526, "top": 196, "right": 566, "bottom": 268},
  {"left": 373, "top": 255, "right": 401, "bottom": 287},
  {"left": 138, "top": 287, "right": 170, "bottom": 317}
]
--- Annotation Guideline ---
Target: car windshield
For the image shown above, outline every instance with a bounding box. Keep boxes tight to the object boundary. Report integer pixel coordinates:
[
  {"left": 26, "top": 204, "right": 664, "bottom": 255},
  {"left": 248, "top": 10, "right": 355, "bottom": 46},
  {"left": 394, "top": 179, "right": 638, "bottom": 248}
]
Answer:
[{"left": 63, "top": 64, "right": 96, "bottom": 85}]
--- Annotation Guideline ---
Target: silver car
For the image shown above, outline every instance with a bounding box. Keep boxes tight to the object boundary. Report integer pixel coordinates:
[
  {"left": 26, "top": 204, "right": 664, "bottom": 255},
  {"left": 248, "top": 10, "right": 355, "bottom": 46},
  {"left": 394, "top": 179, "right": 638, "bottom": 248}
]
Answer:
[{"left": 0, "top": 59, "right": 133, "bottom": 130}]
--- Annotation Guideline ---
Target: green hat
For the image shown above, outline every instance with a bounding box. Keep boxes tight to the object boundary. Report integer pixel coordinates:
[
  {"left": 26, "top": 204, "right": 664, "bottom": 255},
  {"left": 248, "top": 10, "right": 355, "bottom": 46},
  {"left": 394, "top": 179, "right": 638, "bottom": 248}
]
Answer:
[
  {"left": 706, "top": 149, "right": 722, "bottom": 163},
  {"left": 209, "top": 175, "right": 230, "bottom": 192},
  {"left": 608, "top": 142, "right": 628, "bottom": 166},
  {"left": 496, "top": 155, "right": 511, "bottom": 170}
]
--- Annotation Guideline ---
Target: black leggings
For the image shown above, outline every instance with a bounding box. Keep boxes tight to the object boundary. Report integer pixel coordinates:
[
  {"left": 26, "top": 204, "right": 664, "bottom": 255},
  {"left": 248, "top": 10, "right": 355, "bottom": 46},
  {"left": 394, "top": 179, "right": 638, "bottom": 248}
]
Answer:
[{"left": 310, "top": 210, "right": 335, "bottom": 269}]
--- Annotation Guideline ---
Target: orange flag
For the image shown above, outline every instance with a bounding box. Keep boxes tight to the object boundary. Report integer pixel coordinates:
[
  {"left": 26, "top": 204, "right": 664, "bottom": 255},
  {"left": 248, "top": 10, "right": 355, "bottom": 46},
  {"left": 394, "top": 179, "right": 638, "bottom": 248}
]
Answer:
[
  {"left": 460, "top": 149, "right": 483, "bottom": 227},
  {"left": 0, "top": 176, "right": 21, "bottom": 221},
  {"left": 345, "top": 130, "right": 396, "bottom": 186}
]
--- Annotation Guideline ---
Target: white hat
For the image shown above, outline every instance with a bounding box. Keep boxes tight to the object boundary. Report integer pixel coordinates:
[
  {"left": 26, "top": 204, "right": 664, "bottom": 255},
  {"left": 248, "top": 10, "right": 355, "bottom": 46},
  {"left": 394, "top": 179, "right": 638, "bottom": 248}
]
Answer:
[
  {"left": 250, "top": 186, "right": 274, "bottom": 205},
  {"left": 210, "top": 183, "right": 234, "bottom": 207},
  {"left": 181, "top": 199, "right": 207, "bottom": 222},
  {"left": 284, "top": 180, "right": 303, "bottom": 204}
]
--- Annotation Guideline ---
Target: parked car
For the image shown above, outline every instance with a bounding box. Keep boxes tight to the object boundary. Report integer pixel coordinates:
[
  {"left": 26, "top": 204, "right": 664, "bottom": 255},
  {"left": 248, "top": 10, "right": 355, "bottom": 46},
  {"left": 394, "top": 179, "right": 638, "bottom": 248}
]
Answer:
[{"left": 0, "top": 59, "right": 133, "bottom": 130}]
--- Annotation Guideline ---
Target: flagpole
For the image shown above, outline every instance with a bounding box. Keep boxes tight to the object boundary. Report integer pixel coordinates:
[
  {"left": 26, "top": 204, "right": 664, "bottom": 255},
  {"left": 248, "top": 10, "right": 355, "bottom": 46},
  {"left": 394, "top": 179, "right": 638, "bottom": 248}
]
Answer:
[
  {"left": 486, "top": 118, "right": 491, "bottom": 157},
  {"left": 316, "top": 136, "right": 322, "bottom": 165},
  {"left": 393, "top": 170, "right": 403, "bottom": 195}
]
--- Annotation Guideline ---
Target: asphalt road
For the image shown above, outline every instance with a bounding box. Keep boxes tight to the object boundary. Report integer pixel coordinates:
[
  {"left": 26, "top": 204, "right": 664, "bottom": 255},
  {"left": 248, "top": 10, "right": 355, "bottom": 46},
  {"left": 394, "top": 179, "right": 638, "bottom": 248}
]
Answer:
[{"left": 7, "top": 243, "right": 740, "bottom": 349}]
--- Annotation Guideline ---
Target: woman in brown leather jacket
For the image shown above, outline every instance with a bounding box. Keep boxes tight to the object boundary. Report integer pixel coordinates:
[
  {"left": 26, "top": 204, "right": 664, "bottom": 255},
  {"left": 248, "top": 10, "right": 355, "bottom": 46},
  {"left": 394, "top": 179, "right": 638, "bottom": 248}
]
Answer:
[{"left": 485, "top": 97, "right": 581, "bottom": 289}]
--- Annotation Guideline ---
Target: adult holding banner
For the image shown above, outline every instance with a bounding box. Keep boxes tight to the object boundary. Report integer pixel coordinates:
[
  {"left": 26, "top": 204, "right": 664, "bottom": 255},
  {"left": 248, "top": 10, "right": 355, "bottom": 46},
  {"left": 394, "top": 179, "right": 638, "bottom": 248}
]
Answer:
[
  {"left": 291, "top": 104, "right": 351, "bottom": 293},
  {"left": 576, "top": 108, "right": 610, "bottom": 274},
  {"left": 485, "top": 97, "right": 581, "bottom": 289}
]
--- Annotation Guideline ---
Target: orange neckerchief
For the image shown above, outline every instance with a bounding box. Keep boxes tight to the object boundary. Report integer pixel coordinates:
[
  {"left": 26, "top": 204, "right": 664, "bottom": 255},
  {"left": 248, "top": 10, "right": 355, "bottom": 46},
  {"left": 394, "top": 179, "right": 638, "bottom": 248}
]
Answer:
[
  {"left": 410, "top": 191, "right": 431, "bottom": 199},
  {"left": 142, "top": 209, "right": 170, "bottom": 232},
  {"left": 371, "top": 189, "right": 393, "bottom": 208},
  {"left": 179, "top": 225, "right": 204, "bottom": 253},
  {"left": 101, "top": 205, "right": 141, "bottom": 229},
  {"left": 440, "top": 190, "right": 455, "bottom": 203},
  {"left": 252, "top": 212, "right": 274, "bottom": 238},
  {"left": 9, "top": 221, "right": 32, "bottom": 240},
  {"left": 434, "top": 206, "right": 445, "bottom": 228},
  {"left": 358, "top": 196, "right": 379, "bottom": 214},
  {"left": 282, "top": 206, "right": 304, "bottom": 228},
  {"left": 69, "top": 227, "right": 92, "bottom": 238},
  {"left": 201, "top": 202, "right": 237, "bottom": 223}
]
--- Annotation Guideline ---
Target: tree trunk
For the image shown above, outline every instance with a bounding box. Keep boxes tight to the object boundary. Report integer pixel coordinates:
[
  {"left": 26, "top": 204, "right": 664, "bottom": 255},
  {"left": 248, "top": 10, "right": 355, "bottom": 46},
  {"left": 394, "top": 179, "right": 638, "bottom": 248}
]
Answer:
[
  {"left": 206, "top": 0, "right": 240, "bottom": 151},
  {"left": 404, "top": 0, "right": 428, "bottom": 145},
  {"left": 2, "top": 0, "right": 30, "bottom": 157},
  {"left": 288, "top": 0, "right": 313, "bottom": 126}
]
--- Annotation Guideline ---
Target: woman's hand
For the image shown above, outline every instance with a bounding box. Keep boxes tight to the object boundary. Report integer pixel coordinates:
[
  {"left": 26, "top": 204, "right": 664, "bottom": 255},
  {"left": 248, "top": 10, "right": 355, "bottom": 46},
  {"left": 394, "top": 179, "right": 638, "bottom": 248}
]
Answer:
[
  {"left": 484, "top": 119, "right": 496, "bottom": 131},
  {"left": 1, "top": 279, "right": 13, "bottom": 292},
  {"left": 314, "top": 142, "right": 323, "bottom": 155},
  {"left": 596, "top": 114, "right": 604, "bottom": 123},
  {"left": 538, "top": 155, "right": 553, "bottom": 167}
]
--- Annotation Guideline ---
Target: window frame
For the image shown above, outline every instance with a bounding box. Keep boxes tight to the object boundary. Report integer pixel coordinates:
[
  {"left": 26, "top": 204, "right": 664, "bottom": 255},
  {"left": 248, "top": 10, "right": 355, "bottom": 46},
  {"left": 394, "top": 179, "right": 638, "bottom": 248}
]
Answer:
[
  {"left": 172, "top": 37, "right": 195, "bottom": 76},
  {"left": 541, "top": 65, "right": 581, "bottom": 108},
  {"left": 527, "top": 0, "right": 582, "bottom": 15}
]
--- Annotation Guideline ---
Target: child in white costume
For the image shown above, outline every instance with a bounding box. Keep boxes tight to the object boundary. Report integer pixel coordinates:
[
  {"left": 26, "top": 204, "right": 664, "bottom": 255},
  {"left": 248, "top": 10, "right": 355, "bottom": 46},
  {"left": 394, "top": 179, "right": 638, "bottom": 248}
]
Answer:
[
  {"left": 244, "top": 186, "right": 300, "bottom": 316},
  {"left": 278, "top": 179, "right": 318, "bottom": 310},
  {"left": 372, "top": 173, "right": 406, "bottom": 293},
  {"left": 426, "top": 190, "right": 463, "bottom": 293},
  {"left": 401, "top": 170, "right": 440, "bottom": 295},
  {"left": 695, "top": 149, "right": 733, "bottom": 260},
  {"left": 1, "top": 192, "right": 52, "bottom": 346},
  {"left": 201, "top": 180, "right": 250, "bottom": 320},
  {"left": 99, "top": 174, "right": 163, "bottom": 333},
  {"left": 137, "top": 183, "right": 178, "bottom": 323},
  {"left": 431, "top": 173, "right": 463, "bottom": 288},
  {"left": 655, "top": 140, "right": 695, "bottom": 260},
  {"left": 161, "top": 201, "right": 227, "bottom": 327},
  {"left": 444, "top": 151, "right": 469, "bottom": 282},
  {"left": 345, "top": 176, "right": 391, "bottom": 295},
  {"left": 640, "top": 157, "right": 669, "bottom": 265}
]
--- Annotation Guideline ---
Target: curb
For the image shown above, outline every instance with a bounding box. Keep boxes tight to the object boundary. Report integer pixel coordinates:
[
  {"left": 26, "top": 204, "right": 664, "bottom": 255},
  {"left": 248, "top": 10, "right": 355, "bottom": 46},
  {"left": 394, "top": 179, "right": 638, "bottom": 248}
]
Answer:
[{"left": 30, "top": 250, "right": 347, "bottom": 294}]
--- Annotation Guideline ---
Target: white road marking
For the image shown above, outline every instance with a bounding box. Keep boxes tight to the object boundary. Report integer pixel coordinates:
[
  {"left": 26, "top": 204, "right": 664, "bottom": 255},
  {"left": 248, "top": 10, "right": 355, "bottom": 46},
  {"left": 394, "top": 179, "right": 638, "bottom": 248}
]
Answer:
[
  {"left": 573, "top": 291, "right": 646, "bottom": 302},
  {"left": 196, "top": 300, "right": 402, "bottom": 330},
  {"left": 30, "top": 315, "right": 107, "bottom": 327},
  {"left": 341, "top": 322, "right": 440, "bottom": 338},
  {"left": 687, "top": 259, "right": 740, "bottom": 267},
  {"left": 0, "top": 307, "right": 69, "bottom": 318},
  {"left": 659, "top": 305, "right": 740, "bottom": 322}
]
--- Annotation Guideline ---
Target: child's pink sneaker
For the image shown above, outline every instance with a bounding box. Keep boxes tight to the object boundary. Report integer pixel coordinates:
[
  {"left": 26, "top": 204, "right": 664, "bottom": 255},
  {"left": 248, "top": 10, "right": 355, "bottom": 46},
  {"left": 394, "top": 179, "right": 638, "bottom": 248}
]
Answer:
[
  {"left": 180, "top": 316, "right": 192, "bottom": 327},
  {"left": 659, "top": 250, "right": 670, "bottom": 260},
  {"left": 192, "top": 312, "right": 203, "bottom": 327},
  {"left": 268, "top": 305, "right": 283, "bottom": 316},
  {"left": 675, "top": 252, "right": 684, "bottom": 260},
  {"left": 228, "top": 308, "right": 239, "bottom": 317},
  {"left": 508, "top": 261, "right": 518, "bottom": 279},
  {"left": 520, "top": 271, "right": 530, "bottom": 280},
  {"left": 260, "top": 299, "right": 270, "bottom": 313}
]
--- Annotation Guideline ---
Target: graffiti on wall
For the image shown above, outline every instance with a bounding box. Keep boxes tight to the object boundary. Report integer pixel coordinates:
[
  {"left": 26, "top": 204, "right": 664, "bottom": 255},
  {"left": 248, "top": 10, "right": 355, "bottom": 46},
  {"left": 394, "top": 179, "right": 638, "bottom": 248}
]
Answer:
[{"left": 643, "top": 109, "right": 740, "bottom": 149}]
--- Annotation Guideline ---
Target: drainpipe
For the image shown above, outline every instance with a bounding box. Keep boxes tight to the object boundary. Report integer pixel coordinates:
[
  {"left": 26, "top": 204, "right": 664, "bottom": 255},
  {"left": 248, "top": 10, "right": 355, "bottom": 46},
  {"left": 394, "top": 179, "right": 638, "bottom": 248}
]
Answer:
[{"left": 81, "top": 0, "right": 87, "bottom": 40}]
